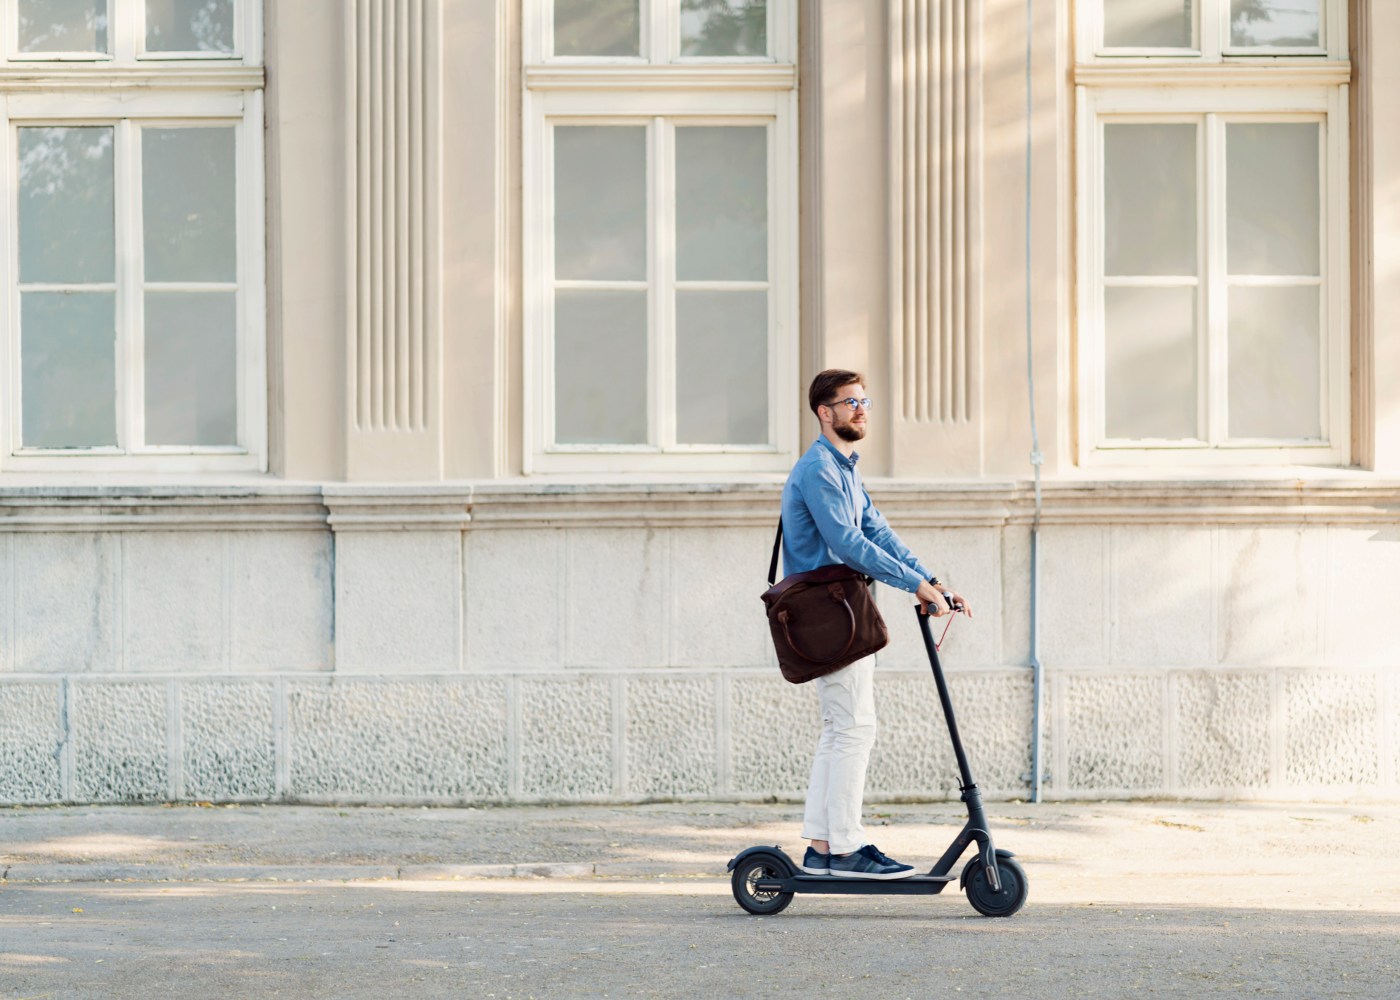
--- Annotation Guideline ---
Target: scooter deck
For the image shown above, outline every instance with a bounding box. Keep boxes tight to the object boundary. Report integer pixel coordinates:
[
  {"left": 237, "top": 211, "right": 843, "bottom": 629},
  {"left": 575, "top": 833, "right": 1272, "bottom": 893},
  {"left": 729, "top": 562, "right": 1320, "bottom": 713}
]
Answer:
[{"left": 759, "top": 873, "right": 958, "bottom": 895}]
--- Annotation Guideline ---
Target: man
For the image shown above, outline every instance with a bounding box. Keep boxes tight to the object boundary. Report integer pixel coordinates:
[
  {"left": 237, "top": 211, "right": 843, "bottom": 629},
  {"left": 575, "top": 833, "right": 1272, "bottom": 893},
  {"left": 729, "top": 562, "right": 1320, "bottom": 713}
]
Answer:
[{"left": 781, "top": 369, "right": 971, "bottom": 879}]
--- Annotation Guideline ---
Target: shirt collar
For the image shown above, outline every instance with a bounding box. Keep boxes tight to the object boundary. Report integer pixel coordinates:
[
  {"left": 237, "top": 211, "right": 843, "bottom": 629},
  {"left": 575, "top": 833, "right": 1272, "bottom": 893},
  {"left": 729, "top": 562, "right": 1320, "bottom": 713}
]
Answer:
[{"left": 815, "top": 435, "right": 860, "bottom": 470}]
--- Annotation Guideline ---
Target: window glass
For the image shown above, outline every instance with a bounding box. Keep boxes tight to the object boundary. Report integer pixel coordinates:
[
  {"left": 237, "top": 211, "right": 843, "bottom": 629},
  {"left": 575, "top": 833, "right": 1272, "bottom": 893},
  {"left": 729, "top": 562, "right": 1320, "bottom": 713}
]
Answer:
[
  {"left": 1104, "top": 286, "right": 1198, "bottom": 440},
  {"left": 1226, "top": 122, "right": 1319, "bottom": 277},
  {"left": 675, "top": 125, "right": 767, "bottom": 281},
  {"left": 554, "top": 290, "right": 649, "bottom": 444},
  {"left": 554, "top": 0, "right": 640, "bottom": 57},
  {"left": 22, "top": 292, "right": 117, "bottom": 448},
  {"left": 1104, "top": 123, "right": 1197, "bottom": 277},
  {"left": 145, "top": 0, "right": 235, "bottom": 52},
  {"left": 1228, "top": 285, "right": 1320, "bottom": 439},
  {"left": 145, "top": 291, "right": 237, "bottom": 445},
  {"left": 554, "top": 126, "right": 647, "bottom": 281},
  {"left": 675, "top": 290, "right": 767, "bottom": 444},
  {"left": 19, "top": 126, "right": 115, "bottom": 285},
  {"left": 1104, "top": 0, "right": 1192, "bottom": 48},
  {"left": 1229, "top": 0, "right": 1320, "bottom": 47},
  {"left": 18, "top": 0, "right": 109, "bottom": 53},
  {"left": 143, "top": 126, "right": 237, "bottom": 282},
  {"left": 681, "top": 0, "right": 767, "bottom": 57}
]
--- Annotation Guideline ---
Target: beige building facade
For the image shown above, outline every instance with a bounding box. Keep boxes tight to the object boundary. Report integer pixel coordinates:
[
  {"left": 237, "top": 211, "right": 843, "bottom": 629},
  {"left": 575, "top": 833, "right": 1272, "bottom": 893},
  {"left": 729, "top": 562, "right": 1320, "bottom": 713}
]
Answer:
[{"left": 1, "top": 0, "right": 1397, "bottom": 805}]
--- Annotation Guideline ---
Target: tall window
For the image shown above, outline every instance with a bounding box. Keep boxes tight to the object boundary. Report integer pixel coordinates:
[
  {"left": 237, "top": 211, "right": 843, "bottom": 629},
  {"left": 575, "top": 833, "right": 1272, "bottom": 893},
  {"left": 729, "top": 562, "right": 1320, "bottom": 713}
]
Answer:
[
  {"left": 1075, "top": 0, "right": 1350, "bottom": 466},
  {"left": 1, "top": 0, "right": 264, "bottom": 471},
  {"left": 525, "top": 0, "right": 797, "bottom": 473}
]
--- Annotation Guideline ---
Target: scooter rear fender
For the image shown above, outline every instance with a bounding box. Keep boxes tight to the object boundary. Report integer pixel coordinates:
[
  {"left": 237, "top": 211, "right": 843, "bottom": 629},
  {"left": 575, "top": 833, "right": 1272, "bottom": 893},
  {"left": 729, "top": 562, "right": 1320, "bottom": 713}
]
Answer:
[{"left": 726, "top": 845, "right": 797, "bottom": 876}]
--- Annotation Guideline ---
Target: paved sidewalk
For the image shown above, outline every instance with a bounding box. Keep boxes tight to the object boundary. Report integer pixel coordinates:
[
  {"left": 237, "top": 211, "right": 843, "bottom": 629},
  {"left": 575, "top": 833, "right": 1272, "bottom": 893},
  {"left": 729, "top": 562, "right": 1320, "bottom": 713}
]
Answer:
[{"left": 3, "top": 801, "right": 1399, "bottom": 999}]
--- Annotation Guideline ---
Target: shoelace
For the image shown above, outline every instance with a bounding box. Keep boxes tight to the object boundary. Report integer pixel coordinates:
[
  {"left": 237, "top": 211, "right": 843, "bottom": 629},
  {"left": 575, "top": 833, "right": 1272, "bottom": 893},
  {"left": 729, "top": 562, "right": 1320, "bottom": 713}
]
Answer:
[{"left": 864, "top": 844, "right": 898, "bottom": 866}]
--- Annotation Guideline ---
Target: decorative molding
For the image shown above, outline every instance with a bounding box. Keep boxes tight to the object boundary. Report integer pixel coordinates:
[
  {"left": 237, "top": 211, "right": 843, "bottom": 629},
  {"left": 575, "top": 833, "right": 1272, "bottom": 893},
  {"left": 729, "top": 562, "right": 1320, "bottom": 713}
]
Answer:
[
  {"left": 350, "top": 0, "right": 442, "bottom": 437},
  {"left": 1073, "top": 60, "right": 1352, "bottom": 88},
  {"left": 524, "top": 64, "right": 796, "bottom": 92},
  {"left": 0, "top": 65, "right": 265, "bottom": 91},
  {"left": 322, "top": 485, "right": 471, "bottom": 531},
  {"left": 889, "top": 0, "right": 980, "bottom": 423}
]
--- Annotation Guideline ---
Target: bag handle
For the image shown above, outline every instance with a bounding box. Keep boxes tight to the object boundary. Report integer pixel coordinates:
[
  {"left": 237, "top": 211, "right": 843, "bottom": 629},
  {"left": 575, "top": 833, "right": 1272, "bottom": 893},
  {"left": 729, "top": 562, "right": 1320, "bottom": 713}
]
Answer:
[
  {"left": 775, "top": 582, "right": 857, "bottom": 665},
  {"left": 768, "top": 519, "right": 782, "bottom": 585}
]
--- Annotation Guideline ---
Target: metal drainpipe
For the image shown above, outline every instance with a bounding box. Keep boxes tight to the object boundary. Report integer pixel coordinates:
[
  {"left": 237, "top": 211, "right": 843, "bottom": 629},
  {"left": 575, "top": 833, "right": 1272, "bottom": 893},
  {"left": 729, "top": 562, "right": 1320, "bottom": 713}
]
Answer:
[{"left": 1024, "top": 0, "right": 1045, "bottom": 803}]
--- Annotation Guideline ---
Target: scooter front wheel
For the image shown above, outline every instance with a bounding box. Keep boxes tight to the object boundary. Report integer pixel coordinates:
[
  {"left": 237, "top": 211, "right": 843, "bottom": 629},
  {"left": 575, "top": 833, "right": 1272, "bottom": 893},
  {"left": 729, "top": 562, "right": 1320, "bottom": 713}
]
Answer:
[
  {"left": 962, "top": 855, "right": 1028, "bottom": 917},
  {"left": 731, "top": 855, "right": 794, "bottom": 915}
]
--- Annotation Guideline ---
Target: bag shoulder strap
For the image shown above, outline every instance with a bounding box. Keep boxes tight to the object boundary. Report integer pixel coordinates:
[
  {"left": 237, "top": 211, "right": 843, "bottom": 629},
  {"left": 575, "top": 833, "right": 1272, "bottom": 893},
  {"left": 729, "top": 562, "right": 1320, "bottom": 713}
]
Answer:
[{"left": 768, "top": 519, "right": 782, "bottom": 586}]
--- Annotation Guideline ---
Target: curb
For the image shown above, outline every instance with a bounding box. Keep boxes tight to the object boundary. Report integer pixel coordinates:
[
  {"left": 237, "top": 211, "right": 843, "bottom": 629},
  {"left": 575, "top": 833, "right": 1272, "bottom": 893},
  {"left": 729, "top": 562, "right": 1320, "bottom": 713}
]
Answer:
[{"left": 0, "top": 861, "right": 600, "bottom": 884}]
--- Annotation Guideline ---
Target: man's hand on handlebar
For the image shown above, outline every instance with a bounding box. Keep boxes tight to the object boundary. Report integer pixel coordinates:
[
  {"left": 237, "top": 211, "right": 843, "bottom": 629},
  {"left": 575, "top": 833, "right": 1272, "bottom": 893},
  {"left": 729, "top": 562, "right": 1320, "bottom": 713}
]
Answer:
[{"left": 915, "top": 580, "right": 973, "bottom": 618}]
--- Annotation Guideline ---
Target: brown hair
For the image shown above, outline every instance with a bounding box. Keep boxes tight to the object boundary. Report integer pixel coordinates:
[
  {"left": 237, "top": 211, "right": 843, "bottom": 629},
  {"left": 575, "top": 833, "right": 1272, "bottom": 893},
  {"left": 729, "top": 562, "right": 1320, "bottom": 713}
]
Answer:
[{"left": 808, "top": 369, "right": 865, "bottom": 417}]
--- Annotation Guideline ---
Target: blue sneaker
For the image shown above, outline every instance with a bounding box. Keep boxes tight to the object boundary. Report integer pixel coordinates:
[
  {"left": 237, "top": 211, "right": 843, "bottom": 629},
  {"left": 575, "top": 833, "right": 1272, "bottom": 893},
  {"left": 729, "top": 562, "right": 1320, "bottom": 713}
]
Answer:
[
  {"left": 800, "top": 846, "right": 830, "bottom": 875},
  {"left": 828, "top": 844, "right": 917, "bottom": 880}
]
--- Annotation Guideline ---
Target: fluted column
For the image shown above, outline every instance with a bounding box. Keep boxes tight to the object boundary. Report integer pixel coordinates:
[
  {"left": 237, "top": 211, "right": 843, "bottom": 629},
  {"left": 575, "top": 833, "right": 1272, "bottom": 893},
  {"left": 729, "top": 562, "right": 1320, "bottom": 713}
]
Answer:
[
  {"left": 889, "top": 0, "right": 982, "bottom": 471},
  {"left": 347, "top": 0, "right": 442, "bottom": 478}
]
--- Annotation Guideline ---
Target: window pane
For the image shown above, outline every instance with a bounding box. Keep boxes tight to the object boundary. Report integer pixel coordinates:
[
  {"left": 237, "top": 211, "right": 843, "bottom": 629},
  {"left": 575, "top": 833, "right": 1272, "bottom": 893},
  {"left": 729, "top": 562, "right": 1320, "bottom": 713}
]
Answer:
[
  {"left": 19, "top": 126, "right": 114, "bottom": 285},
  {"left": 1230, "top": 0, "right": 1320, "bottom": 47},
  {"left": 18, "top": 0, "right": 108, "bottom": 53},
  {"left": 145, "top": 292, "right": 237, "bottom": 446},
  {"left": 1104, "top": 286, "right": 1197, "bottom": 440},
  {"left": 1228, "top": 285, "right": 1321, "bottom": 440},
  {"left": 143, "top": 127, "right": 237, "bottom": 283},
  {"left": 555, "top": 291, "right": 648, "bottom": 444},
  {"left": 1104, "top": 0, "right": 1192, "bottom": 48},
  {"left": 676, "top": 291, "right": 767, "bottom": 444},
  {"left": 676, "top": 126, "right": 767, "bottom": 281},
  {"left": 681, "top": 0, "right": 767, "bottom": 57},
  {"left": 21, "top": 292, "right": 116, "bottom": 448},
  {"left": 145, "top": 0, "right": 235, "bottom": 53},
  {"left": 554, "top": 0, "right": 639, "bottom": 57},
  {"left": 1104, "top": 123, "right": 1196, "bottom": 277},
  {"left": 555, "top": 126, "right": 647, "bottom": 281},
  {"left": 1227, "top": 123, "right": 1319, "bottom": 277}
]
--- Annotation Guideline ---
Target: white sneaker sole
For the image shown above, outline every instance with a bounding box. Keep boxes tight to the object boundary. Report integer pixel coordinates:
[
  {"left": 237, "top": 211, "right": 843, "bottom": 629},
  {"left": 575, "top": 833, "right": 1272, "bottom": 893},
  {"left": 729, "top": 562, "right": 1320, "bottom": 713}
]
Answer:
[
  {"left": 826, "top": 866, "right": 918, "bottom": 880},
  {"left": 800, "top": 864, "right": 830, "bottom": 875}
]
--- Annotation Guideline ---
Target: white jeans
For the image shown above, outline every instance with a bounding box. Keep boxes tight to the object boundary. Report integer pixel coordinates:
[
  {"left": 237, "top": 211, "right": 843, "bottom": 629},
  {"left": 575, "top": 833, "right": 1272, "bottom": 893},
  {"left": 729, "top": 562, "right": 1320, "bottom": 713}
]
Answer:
[{"left": 800, "top": 657, "right": 876, "bottom": 855}]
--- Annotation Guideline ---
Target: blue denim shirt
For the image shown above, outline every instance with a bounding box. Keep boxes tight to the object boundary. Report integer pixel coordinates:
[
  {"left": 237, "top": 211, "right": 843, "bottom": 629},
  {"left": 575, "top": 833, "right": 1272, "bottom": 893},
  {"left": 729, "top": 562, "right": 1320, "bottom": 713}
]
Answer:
[{"left": 779, "top": 436, "right": 932, "bottom": 593}]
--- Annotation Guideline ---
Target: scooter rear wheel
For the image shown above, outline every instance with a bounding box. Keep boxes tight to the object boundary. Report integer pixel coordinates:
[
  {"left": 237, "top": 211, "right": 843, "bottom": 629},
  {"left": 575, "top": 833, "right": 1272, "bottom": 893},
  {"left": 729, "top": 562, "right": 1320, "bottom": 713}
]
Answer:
[
  {"left": 731, "top": 855, "right": 794, "bottom": 915},
  {"left": 963, "top": 855, "right": 1028, "bottom": 917}
]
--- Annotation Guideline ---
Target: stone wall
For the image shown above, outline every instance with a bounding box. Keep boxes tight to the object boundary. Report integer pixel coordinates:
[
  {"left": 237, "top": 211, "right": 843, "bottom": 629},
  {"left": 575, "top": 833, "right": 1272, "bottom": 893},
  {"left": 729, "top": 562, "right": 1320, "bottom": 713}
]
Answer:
[{"left": 0, "top": 482, "right": 1396, "bottom": 805}]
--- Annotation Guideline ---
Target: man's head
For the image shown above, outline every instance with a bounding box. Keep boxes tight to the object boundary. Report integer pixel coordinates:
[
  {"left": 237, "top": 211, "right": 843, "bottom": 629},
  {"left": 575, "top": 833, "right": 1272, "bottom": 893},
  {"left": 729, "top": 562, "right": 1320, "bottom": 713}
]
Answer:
[{"left": 808, "top": 369, "right": 870, "bottom": 443}]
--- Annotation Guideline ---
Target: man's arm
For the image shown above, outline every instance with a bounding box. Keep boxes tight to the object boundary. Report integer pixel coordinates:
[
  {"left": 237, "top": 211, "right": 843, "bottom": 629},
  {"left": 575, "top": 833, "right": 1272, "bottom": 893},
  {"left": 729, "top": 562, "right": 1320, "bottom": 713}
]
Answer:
[
  {"left": 859, "top": 491, "right": 932, "bottom": 581},
  {"left": 798, "top": 464, "right": 928, "bottom": 593}
]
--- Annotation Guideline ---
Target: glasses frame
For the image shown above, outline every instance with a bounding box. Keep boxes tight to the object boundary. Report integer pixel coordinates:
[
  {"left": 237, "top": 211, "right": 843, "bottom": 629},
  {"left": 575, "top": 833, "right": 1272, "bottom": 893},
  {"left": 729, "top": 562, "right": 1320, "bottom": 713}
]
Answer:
[{"left": 824, "top": 397, "right": 873, "bottom": 412}]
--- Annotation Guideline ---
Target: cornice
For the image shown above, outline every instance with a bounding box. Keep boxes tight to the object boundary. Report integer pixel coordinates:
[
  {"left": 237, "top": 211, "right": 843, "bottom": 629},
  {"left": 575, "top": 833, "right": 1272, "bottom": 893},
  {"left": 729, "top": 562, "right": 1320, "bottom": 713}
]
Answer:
[
  {"left": 524, "top": 63, "right": 796, "bottom": 92},
  {"left": 1073, "top": 60, "right": 1351, "bottom": 88},
  {"left": 0, "top": 64, "right": 265, "bottom": 91}
]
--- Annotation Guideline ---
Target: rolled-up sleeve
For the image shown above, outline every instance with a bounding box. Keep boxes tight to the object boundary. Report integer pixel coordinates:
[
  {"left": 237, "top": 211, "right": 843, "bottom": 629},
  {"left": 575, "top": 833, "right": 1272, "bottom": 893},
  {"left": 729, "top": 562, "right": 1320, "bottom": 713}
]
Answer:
[{"left": 797, "top": 464, "right": 928, "bottom": 594}]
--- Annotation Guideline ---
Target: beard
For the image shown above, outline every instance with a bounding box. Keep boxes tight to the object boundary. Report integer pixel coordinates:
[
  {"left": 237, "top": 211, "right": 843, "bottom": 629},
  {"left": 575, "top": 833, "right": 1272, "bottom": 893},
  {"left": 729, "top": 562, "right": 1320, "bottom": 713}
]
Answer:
[{"left": 833, "top": 420, "right": 866, "bottom": 442}]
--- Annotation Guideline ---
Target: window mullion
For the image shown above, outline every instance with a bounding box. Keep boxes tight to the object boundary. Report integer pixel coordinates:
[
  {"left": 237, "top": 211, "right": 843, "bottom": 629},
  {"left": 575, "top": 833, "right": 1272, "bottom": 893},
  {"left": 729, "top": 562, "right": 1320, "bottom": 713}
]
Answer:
[
  {"left": 1204, "top": 112, "right": 1227, "bottom": 445},
  {"left": 119, "top": 118, "right": 144, "bottom": 452},
  {"left": 113, "top": 0, "right": 138, "bottom": 62},
  {"left": 651, "top": 0, "right": 674, "bottom": 64},
  {"left": 1201, "top": 0, "right": 1222, "bottom": 60},
  {"left": 653, "top": 115, "right": 674, "bottom": 449}
]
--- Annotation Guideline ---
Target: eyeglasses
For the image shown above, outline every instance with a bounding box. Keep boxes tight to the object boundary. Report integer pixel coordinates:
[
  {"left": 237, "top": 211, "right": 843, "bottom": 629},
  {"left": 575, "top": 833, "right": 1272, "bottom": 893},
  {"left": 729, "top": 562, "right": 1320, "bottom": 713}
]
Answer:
[{"left": 825, "top": 397, "right": 873, "bottom": 412}]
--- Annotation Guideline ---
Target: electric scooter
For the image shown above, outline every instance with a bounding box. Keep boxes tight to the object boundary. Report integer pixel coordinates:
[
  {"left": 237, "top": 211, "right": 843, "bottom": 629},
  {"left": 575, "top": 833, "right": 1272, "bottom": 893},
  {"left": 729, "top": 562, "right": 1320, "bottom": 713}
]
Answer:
[{"left": 727, "top": 603, "right": 1029, "bottom": 917}]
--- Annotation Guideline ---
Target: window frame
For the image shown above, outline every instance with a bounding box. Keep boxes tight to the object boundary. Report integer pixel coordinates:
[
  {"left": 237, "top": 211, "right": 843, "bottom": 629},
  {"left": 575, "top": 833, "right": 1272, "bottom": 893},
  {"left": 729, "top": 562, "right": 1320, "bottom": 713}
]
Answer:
[
  {"left": 4, "top": 0, "right": 258, "bottom": 63},
  {"left": 1079, "top": 0, "right": 1346, "bottom": 61},
  {"left": 0, "top": 0, "right": 264, "bottom": 473},
  {"left": 523, "top": 0, "right": 798, "bottom": 475}
]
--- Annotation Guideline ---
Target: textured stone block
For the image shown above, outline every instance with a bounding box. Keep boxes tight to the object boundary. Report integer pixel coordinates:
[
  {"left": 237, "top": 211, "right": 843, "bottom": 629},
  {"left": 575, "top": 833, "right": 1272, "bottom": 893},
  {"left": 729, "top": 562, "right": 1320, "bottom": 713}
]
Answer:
[
  {"left": 519, "top": 677, "right": 614, "bottom": 798},
  {"left": 181, "top": 682, "right": 276, "bottom": 800},
  {"left": 0, "top": 683, "right": 62, "bottom": 801},
  {"left": 874, "top": 528, "right": 1001, "bottom": 669},
  {"left": 289, "top": 680, "right": 508, "bottom": 799},
  {"left": 13, "top": 533, "right": 118, "bottom": 672},
  {"left": 1111, "top": 528, "right": 1212, "bottom": 666},
  {"left": 625, "top": 676, "right": 718, "bottom": 796},
  {"left": 71, "top": 682, "right": 168, "bottom": 802},
  {"left": 1063, "top": 674, "right": 1165, "bottom": 791},
  {"left": 1324, "top": 529, "right": 1400, "bottom": 666},
  {"left": 1039, "top": 527, "right": 1109, "bottom": 665},
  {"left": 1000, "top": 526, "right": 1032, "bottom": 668},
  {"left": 464, "top": 529, "right": 563, "bottom": 670},
  {"left": 670, "top": 527, "right": 769, "bottom": 667},
  {"left": 729, "top": 676, "right": 818, "bottom": 795},
  {"left": 231, "top": 532, "right": 332, "bottom": 670},
  {"left": 867, "top": 671, "right": 1031, "bottom": 798},
  {"left": 1284, "top": 672, "right": 1379, "bottom": 786},
  {"left": 566, "top": 529, "right": 669, "bottom": 667},
  {"left": 335, "top": 531, "right": 463, "bottom": 672},
  {"left": 123, "top": 532, "right": 226, "bottom": 672},
  {"left": 1216, "top": 529, "right": 1323, "bottom": 665},
  {"left": 1173, "top": 672, "right": 1271, "bottom": 789}
]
